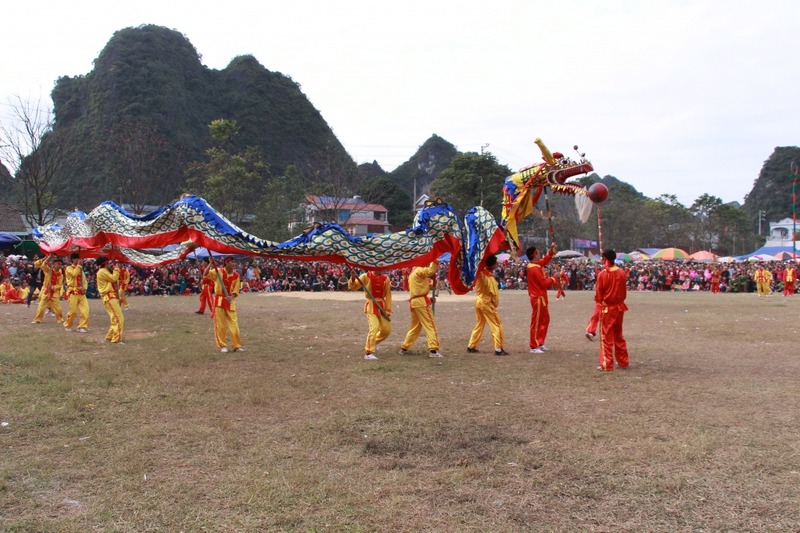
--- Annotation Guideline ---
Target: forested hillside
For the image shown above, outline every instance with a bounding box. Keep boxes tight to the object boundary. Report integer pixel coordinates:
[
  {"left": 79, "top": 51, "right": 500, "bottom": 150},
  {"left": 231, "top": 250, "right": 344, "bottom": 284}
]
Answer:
[{"left": 48, "top": 24, "right": 356, "bottom": 210}]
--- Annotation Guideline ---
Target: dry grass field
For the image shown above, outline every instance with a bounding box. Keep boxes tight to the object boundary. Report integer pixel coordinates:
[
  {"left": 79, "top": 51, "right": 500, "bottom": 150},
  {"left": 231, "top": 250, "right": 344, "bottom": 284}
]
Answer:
[{"left": 2, "top": 287, "right": 800, "bottom": 532}]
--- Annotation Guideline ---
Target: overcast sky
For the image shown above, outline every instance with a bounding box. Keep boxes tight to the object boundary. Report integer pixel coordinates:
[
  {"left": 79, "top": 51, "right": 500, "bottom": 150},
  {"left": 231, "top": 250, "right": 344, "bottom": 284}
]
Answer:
[{"left": 2, "top": 0, "right": 798, "bottom": 207}]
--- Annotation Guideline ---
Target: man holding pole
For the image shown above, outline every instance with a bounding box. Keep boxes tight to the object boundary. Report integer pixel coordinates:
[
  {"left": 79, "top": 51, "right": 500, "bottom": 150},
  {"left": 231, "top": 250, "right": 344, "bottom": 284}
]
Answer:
[
  {"left": 63, "top": 253, "right": 90, "bottom": 332},
  {"left": 95, "top": 257, "right": 125, "bottom": 344},
  {"left": 526, "top": 243, "right": 557, "bottom": 353},
  {"left": 348, "top": 268, "right": 392, "bottom": 360},
  {"left": 399, "top": 260, "right": 443, "bottom": 358},
  {"left": 195, "top": 258, "right": 215, "bottom": 314},
  {"left": 31, "top": 255, "right": 64, "bottom": 324},
  {"left": 204, "top": 255, "right": 244, "bottom": 353},
  {"left": 594, "top": 249, "right": 629, "bottom": 371},
  {"left": 467, "top": 255, "right": 509, "bottom": 356}
]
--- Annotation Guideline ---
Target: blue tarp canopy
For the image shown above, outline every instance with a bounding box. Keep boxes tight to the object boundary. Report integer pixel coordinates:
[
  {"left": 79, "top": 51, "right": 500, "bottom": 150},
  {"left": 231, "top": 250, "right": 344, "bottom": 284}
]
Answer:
[
  {"left": 0, "top": 232, "right": 23, "bottom": 246},
  {"left": 743, "top": 245, "right": 800, "bottom": 258}
]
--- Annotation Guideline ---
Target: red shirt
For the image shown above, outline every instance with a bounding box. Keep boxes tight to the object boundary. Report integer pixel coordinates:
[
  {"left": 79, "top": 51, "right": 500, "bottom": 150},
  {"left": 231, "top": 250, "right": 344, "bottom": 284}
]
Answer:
[
  {"left": 595, "top": 265, "right": 627, "bottom": 307},
  {"left": 526, "top": 250, "right": 555, "bottom": 301}
]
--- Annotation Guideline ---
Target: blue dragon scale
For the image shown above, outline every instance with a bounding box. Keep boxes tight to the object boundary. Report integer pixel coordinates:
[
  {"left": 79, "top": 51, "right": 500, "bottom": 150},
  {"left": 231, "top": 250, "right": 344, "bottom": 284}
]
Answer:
[{"left": 33, "top": 194, "right": 507, "bottom": 295}]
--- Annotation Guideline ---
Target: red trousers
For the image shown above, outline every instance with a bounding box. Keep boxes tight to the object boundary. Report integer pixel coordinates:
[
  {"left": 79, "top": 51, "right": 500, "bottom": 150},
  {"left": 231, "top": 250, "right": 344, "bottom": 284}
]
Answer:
[
  {"left": 586, "top": 303, "right": 601, "bottom": 335},
  {"left": 529, "top": 296, "right": 550, "bottom": 348},
  {"left": 198, "top": 284, "right": 214, "bottom": 313},
  {"left": 598, "top": 305, "right": 629, "bottom": 371}
]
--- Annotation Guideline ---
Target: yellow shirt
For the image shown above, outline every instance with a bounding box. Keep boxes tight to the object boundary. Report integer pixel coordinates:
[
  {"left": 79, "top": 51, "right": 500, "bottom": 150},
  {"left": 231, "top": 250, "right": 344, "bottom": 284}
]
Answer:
[
  {"left": 97, "top": 267, "right": 120, "bottom": 299},
  {"left": 64, "top": 264, "right": 88, "bottom": 295},
  {"left": 474, "top": 269, "right": 499, "bottom": 308},
  {"left": 408, "top": 261, "right": 438, "bottom": 308},
  {"left": 204, "top": 268, "right": 241, "bottom": 311},
  {"left": 348, "top": 272, "right": 392, "bottom": 316}
]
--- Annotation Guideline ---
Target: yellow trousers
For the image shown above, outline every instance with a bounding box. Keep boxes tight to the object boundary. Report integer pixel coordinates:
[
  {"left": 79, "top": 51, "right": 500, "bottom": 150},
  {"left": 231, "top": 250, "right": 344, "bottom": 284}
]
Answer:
[
  {"left": 102, "top": 297, "right": 124, "bottom": 343},
  {"left": 214, "top": 308, "right": 241, "bottom": 350},
  {"left": 401, "top": 305, "right": 439, "bottom": 351},
  {"left": 33, "top": 291, "right": 62, "bottom": 323},
  {"left": 64, "top": 293, "right": 90, "bottom": 329},
  {"left": 756, "top": 281, "right": 771, "bottom": 297},
  {"left": 364, "top": 312, "right": 391, "bottom": 354},
  {"left": 119, "top": 286, "right": 129, "bottom": 308},
  {"left": 468, "top": 302, "right": 504, "bottom": 351}
]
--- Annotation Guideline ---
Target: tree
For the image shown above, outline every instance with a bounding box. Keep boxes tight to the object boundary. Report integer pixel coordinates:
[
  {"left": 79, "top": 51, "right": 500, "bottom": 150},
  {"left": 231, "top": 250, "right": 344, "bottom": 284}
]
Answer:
[
  {"left": 300, "top": 141, "right": 365, "bottom": 225},
  {"left": 253, "top": 165, "right": 304, "bottom": 242},
  {"left": 187, "top": 119, "right": 269, "bottom": 225},
  {"left": 710, "top": 203, "right": 751, "bottom": 256},
  {"left": 429, "top": 151, "right": 511, "bottom": 220},
  {"left": 0, "top": 96, "right": 74, "bottom": 227},
  {"left": 359, "top": 176, "right": 412, "bottom": 228},
  {"left": 641, "top": 194, "right": 691, "bottom": 249},
  {"left": 689, "top": 194, "right": 724, "bottom": 251},
  {"left": 103, "top": 117, "right": 184, "bottom": 213}
]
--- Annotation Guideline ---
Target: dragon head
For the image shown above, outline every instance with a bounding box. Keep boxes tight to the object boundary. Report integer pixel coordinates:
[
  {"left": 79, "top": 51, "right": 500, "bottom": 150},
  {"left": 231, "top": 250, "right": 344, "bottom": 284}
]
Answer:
[{"left": 501, "top": 138, "right": 602, "bottom": 252}]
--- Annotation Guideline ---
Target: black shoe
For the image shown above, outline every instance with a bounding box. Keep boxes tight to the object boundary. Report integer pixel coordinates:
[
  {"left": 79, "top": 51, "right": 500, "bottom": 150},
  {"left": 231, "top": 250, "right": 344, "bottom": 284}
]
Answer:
[
  {"left": 466, "top": 347, "right": 480, "bottom": 353},
  {"left": 195, "top": 311, "right": 204, "bottom": 314},
  {"left": 495, "top": 349, "right": 510, "bottom": 356}
]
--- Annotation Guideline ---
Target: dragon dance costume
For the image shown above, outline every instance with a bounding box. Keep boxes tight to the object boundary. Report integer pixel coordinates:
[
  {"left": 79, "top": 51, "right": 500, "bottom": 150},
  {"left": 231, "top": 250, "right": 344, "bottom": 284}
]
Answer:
[
  {"left": 467, "top": 260, "right": 506, "bottom": 354},
  {"left": 349, "top": 271, "right": 392, "bottom": 358},
  {"left": 205, "top": 260, "right": 242, "bottom": 352},
  {"left": 400, "top": 261, "right": 441, "bottom": 355},
  {"left": 63, "top": 259, "right": 90, "bottom": 330},
  {"left": 96, "top": 260, "right": 124, "bottom": 343},
  {"left": 595, "top": 261, "right": 629, "bottom": 372},
  {"left": 32, "top": 258, "right": 64, "bottom": 324},
  {"left": 526, "top": 248, "right": 555, "bottom": 351}
]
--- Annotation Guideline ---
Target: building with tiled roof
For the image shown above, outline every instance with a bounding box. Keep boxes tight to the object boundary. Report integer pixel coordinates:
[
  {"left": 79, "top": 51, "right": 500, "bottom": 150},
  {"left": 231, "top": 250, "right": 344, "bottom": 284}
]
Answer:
[
  {"left": 293, "top": 195, "right": 391, "bottom": 236},
  {"left": 0, "top": 204, "right": 29, "bottom": 236}
]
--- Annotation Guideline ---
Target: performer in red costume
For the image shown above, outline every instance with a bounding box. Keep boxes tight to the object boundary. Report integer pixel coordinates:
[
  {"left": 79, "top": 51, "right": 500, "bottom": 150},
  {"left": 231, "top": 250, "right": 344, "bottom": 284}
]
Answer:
[
  {"left": 783, "top": 263, "right": 796, "bottom": 296},
  {"left": 710, "top": 267, "right": 722, "bottom": 294},
  {"left": 526, "top": 243, "right": 557, "bottom": 353},
  {"left": 196, "top": 258, "right": 215, "bottom": 314},
  {"left": 594, "top": 249, "right": 629, "bottom": 372},
  {"left": 554, "top": 267, "right": 568, "bottom": 300}
]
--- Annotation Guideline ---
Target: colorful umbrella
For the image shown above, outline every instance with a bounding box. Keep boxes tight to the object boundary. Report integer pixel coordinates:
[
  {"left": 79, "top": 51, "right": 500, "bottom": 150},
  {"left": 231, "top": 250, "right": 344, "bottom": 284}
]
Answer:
[
  {"left": 554, "top": 249, "right": 586, "bottom": 259},
  {"left": 496, "top": 252, "right": 511, "bottom": 262},
  {"left": 716, "top": 256, "right": 737, "bottom": 263},
  {"left": 748, "top": 254, "right": 779, "bottom": 262},
  {"left": 773, "top": 251, "right": 800, "bottom": 261},
  {"left": 615, "top": 252, "right": 633, "bottom": 262},
  {"left": 629, "top": 251, "right": 650, "bottom": 261},
  {"left": 652, "top": 247, "right": 690, "bottom": 261},
  {"left": 688, "top": 250, "right": 717, "bottom": 262}
]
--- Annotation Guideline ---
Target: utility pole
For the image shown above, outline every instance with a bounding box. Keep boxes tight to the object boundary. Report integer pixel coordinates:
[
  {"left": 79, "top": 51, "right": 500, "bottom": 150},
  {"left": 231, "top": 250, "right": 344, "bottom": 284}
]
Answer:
[
  {"left": 792, "top": 162, "right": 798, "bottom": 258},
  {"left": 758, "top": 210, "right": 766, "bottom": 236},
  {"left": 479, "top": 143, "right": 490, "bottom": 206}
]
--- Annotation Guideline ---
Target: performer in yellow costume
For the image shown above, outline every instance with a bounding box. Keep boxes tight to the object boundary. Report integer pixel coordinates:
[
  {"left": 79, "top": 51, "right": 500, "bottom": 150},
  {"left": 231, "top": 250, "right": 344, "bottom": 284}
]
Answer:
[
  {"left": 1, "top": 277, "right": 24, "bottom": 303},
  {"left": 31, "top": 256, "right": 64, "bottom": 324},
  {"left": 467, "top": 256, "right": 509, "bottom": 356},
  {"left": 118, "top": 265, "right": 131, "bottom": 309},
  {"left": 753, "top": 264, "right": 772, "bottom": 297},
  {"left": 348, "top": 268, "right": 392, "bottom": 360},
  {"left": 399, "top": 260, "right": 443, "bottom": 358},
  {"left": 63, "top": 253, "right": 90, "bottom": 332},
  {"left": 95, "top": 257, "right": 125, "bottom": 343},
  {"left": 204, "top": 256, "right": 244, "bottom": 353}
]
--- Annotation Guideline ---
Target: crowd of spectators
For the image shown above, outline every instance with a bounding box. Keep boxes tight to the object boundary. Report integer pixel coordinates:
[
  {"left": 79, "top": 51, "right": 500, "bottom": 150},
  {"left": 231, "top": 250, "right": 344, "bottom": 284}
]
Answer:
[{"left": 1, "top": 252, "right": 796, "bottom": 302}]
